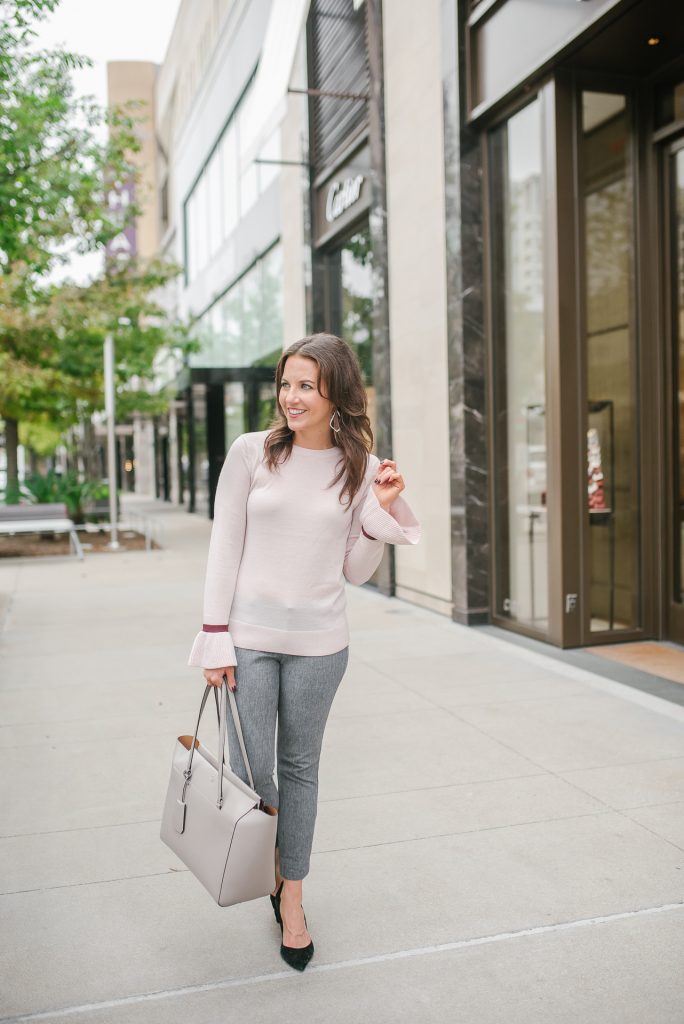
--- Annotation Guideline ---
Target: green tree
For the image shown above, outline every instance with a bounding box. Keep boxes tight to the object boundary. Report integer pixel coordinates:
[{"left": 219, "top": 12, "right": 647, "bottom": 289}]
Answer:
[
  {"left": 0, "top": 0, "right": 137, "bottom": 274},
  {"left": 0, "top": 0, "right": 193, "bottom": 488}
]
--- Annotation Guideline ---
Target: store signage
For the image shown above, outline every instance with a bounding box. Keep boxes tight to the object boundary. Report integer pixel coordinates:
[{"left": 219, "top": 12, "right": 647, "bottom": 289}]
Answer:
[{"left": 325, "top": 174, "right": 365, "bottom": 223}]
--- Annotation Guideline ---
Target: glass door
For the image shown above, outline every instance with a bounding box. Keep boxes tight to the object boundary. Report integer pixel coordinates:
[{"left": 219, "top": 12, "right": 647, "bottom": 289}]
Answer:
[
  {"left": 665, "top": 137, "right": 684, "bottom": 643},
  {"left": 578, "top": 90, "right": 641, "bottom": 637},
  {"left": 489, "top": 96, "right": 549, "bottom": 636}
]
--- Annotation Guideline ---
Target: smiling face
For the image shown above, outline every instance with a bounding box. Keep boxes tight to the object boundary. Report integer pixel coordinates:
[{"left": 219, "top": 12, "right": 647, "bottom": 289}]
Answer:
[{"left": 279, "top": 354, "right": 336, "bottom": 447}]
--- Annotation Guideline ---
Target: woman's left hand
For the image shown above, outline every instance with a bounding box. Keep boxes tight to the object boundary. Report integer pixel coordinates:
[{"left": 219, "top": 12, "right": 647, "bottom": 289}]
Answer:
[{"left": 372, "top": 459, "right": 405, "bottom": 511}]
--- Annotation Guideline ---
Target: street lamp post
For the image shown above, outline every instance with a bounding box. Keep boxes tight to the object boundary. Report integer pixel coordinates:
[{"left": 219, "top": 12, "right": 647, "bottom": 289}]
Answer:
[{"left": 103, "top": 333, "right": 120, "bottom": 551}]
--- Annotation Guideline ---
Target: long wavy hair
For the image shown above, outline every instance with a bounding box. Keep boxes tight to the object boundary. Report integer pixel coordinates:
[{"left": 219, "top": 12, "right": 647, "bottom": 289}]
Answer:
[{"left": 263, "top": 333, "right": 374, "bottom": 509}]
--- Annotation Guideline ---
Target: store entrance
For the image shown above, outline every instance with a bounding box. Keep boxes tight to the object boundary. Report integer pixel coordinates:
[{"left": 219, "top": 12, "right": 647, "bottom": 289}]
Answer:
[
  {"left": 577, "top": 88, "right": 642, "bottom": 639},
  {"left": 664, "top": 133, "right": 684, "bottom": 644}
]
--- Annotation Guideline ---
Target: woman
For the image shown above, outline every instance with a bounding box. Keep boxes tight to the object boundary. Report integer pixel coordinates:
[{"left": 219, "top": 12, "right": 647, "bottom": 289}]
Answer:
[{"left": 188, "top": 332, "right": 420, "bottom": 971}]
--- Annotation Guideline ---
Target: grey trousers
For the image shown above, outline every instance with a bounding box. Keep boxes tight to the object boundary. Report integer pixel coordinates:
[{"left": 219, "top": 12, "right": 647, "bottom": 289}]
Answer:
[{"left": 225, "top": 645, "right": 349, "bottom": 880}]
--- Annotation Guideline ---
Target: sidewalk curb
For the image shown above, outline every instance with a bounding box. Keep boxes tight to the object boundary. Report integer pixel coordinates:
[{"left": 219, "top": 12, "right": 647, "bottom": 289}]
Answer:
[{"left": 473, "top": 625, "right": 684, "bottom": 724}]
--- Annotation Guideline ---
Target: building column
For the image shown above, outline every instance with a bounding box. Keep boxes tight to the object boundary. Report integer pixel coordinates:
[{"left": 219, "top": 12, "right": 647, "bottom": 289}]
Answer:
[
  {"left": 133, "top": 414, "right": 155, "bottom": 498},
  {"left": 168, "top": 404, "right": 180, "bottom": 505},
  {"left": 441, "top": 0, "right": 489, "bottom": 624},
  {"left": 367, "top": 0, "right": 395, "bottom": 598}
]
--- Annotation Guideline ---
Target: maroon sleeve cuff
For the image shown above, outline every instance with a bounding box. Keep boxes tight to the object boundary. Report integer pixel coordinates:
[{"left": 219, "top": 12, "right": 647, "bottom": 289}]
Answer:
[
  {"left": 361, "top": 526, "right": 377, "bottom": 541},
  {"left": 202, "top": 624, "right": 229, "bottom": 633}
]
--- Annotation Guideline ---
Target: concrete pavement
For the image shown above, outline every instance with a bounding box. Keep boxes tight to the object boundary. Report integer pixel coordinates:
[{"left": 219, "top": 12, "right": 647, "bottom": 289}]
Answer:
[{"left": 1, "top": 496, "right": 683, "bottom": 1023}]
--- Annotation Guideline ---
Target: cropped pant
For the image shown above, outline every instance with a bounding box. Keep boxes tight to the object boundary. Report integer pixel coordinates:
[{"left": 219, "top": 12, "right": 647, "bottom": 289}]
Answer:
[{"left": 225, "top": 645, "right": 349, "bottom": 880}]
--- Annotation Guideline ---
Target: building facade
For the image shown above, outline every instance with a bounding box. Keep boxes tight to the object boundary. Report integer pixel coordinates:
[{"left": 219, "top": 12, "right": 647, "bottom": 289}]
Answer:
[
  {"left": 124, "top": 0, "right": 684, "bottom": 649},
  {"left": 456, "top": 0, "right": 684, "bottom": 649},
  {"left": 106, "top": 60, "right": 161, "bottom": 497}
]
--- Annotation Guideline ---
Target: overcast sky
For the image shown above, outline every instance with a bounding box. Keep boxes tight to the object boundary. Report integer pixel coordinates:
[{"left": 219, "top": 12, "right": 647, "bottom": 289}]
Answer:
[{"left": 33, "top": 0, "right": 182, "bottom": 108}]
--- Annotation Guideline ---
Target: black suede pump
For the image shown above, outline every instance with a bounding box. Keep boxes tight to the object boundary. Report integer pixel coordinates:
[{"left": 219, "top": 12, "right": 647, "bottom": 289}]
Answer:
[
  {"left": 270, "top": 879, "right": 283, "bottom": 925},
  {"left": 271, "top": 881, "right": 314, "bottom": 972}
]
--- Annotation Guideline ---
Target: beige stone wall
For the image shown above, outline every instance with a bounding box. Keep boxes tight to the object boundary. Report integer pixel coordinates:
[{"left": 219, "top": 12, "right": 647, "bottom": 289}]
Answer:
[
  {"left": 107, "top": 61, "right": 159, "bottom": 260},
  {"left": 383, "top": 0, "right": 453, "bottom": 617}
]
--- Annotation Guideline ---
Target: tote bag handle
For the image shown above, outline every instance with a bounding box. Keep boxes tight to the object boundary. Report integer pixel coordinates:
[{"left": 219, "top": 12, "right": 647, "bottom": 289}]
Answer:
[{"left": 183, "top": 678, "right": 256, "bottom": 808}]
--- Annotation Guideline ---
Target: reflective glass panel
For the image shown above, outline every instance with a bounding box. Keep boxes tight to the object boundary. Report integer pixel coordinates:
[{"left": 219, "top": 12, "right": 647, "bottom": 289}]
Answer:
[
  {"left": 207, "top": 151, "right": 222, "bottom": 257},
  {"left": 224, "top": 382, "right": 247, "bottom": 452},
  {"left": 490, "top": 98, "right": 548, "bottom": 631},
  {"left": 333, "top": 226, "right": 375, "bottom": 442},
  {"left": 257, "top": 244, "right": 284, "bottom": 366},
  {"left": 189, "top": 246, "right": 283, "bottom": 369},
  {"left": 673, "top": 148, "right": 684, "bottom": 604},
  {"left": 581, "top": 91, "right": 640, "bottom": 632},
  {"left": 655, "top": 80, "right": 684, "bottom": 130},
  {"left": 257, "top": 381, "right": 278, "bottom": 431},
  {"left": 192, "top": 383, "right": 209, "bottom": 515},
  {"left": 195, "top": 174, "right": 210, "bottom": 274},
  {"left": 220, "top": 125, "right": 239, "bottom": 239}
]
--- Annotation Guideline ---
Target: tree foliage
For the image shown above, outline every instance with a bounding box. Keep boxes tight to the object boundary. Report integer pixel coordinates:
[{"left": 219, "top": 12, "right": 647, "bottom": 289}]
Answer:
[
  {"left": 0, "top": 0, "right": 138, "bottom": 274},
  {"left": 0, "top": 0, "right": 194, "bottom": 483}
]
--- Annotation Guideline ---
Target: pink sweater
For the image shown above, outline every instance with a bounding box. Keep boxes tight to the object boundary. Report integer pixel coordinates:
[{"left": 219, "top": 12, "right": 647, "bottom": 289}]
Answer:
[{"left": 188, "top": 430, "right": 421, "bottom": 668}]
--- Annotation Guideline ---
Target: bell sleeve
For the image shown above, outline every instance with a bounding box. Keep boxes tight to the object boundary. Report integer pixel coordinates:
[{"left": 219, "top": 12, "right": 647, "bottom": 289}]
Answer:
[
  {"left": 343, "top": 463, "right": 421, "bottom": 586},
  {"left": 188, "top": 434, "right": 253, "bottom": 669}
]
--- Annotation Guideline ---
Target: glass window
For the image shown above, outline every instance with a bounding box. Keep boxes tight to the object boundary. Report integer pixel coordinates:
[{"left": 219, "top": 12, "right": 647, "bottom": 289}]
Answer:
[
  {"left": 184, "top": 80, "right": 254, "bottom": 282},
  {"left": 258, "top": 244, "right": 285, "bottom": 365},
  {"left": 222, "top": 279, "right": 243, "bottom": 366},
  {"left": 240, "top": 261, "right": 260, "bottom": 363},
  {"left": 207, "top": 150, "right": 223, "bottom": 257},
  {"left": 185, "top": 191, "right": 197, "bottom": 282},
  {"left": 673, "top": 148, "right": 684, "bottom": 605},
  {"left": 209, "top": 301, "right": 224, "bottom": 363},
  {"left": 580, "top": 91, "right": 639, "bottom": 632},
  {"left": 323, "top": 225, "right": 375, "bottom": 441},
  {"left": 195, "top": 174, "right": 210, "bottom": 274},
  {"left": 224, "top": 382, "right": 248, "bottom": 450},
  {"left": 258, "top": 381, "right": 278, "bottom": 430},
  {"left": 490, "top": 97, "right": 548, "bottom": 632},
  {"left": 189, "top": 245, "right": 283, "bottom": 369},
  {"left": 237, "top": 88, "right": 258, "bottom": 216},
  {"left": 191, "top": 383, "right": 209, "bottom": 514},
  {"left": 220, "top": 124, "right": 239, "bottom": 239},
  {"left": 655, "top": 80, "right": 684, "bottom": 130},
  {"left": 340, "top": 227, "right": 374, "bottom": 383}
]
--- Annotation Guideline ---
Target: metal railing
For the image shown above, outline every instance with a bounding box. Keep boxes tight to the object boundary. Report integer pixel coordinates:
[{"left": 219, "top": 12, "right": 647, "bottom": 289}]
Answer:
[{"left": 122, "top": 509, "right": 165, "bottom": 552}]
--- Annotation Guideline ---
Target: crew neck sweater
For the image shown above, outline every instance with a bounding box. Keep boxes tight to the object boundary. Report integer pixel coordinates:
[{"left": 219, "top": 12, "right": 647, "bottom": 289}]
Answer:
[{"left": 188, "top": 430, "right": 421, "bottom": 668}]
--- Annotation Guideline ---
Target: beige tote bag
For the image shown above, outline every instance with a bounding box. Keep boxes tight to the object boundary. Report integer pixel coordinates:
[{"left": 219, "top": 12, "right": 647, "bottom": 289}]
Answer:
[{"left": 160, "top": 679, "right": 278, "bottom": 906}]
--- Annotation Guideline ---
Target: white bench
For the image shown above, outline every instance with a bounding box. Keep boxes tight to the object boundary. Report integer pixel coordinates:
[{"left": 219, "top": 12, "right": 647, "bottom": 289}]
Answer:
[{"left": 0, "top": 503, "right": 84, "bottom": 560}]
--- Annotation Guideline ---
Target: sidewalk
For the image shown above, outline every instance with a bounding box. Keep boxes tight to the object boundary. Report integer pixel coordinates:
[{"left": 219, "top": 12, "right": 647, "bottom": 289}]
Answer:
[{"left": 1, "top": 496, "right": 683, "bottom": 1024}]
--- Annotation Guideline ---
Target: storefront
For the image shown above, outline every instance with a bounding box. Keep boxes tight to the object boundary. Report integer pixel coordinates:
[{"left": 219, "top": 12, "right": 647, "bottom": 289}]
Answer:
[
  {"left": 462, "top": 0, "right": 684, "bottom": 646},
  {"left": 311, "top": 143, "right": 376, "bottom": 435},
  {"left": 305, "top": 0, "right": 393, "bottom": 593}
]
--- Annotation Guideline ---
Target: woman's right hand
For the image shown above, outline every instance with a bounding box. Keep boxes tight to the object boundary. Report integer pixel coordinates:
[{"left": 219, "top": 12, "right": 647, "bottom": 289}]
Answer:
[{"left": 203, "top": 666, "right": 236, "bottom": 691}]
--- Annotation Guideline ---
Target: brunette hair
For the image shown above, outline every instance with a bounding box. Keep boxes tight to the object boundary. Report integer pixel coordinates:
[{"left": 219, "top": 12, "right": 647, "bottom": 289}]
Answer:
[{"left": 263, "top": 333, "right": 374, "bottom": 509}]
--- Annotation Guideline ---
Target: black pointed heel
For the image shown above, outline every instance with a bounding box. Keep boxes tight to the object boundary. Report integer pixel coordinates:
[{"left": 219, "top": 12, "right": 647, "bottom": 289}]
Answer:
[
  {"left": 270, "top": 880, "right": 284, "bottom": 925},
  {"left": 279, "top": 904, "right": 314, "bottom": 972}
]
